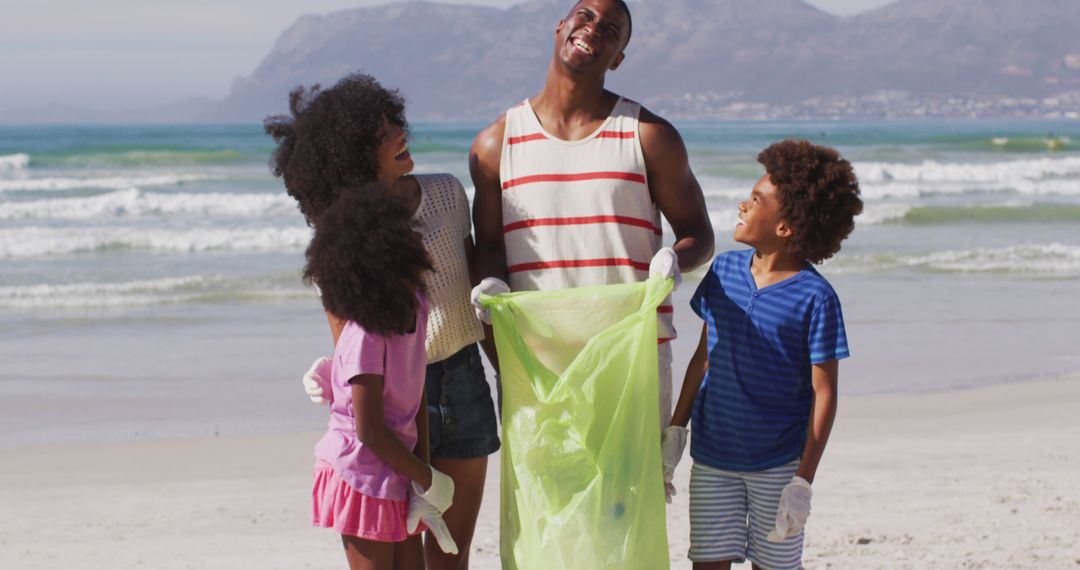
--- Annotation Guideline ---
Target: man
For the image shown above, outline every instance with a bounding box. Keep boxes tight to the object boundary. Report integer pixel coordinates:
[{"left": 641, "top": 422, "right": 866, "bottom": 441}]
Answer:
[{"left": 469, "top": 0, "right": 714, "bottom": 429}]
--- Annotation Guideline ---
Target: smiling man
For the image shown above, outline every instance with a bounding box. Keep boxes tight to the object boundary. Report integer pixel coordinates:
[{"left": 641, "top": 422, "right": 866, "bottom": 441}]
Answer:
[{"left": 469, "top": 0, "right": 715, "bottom": 430}]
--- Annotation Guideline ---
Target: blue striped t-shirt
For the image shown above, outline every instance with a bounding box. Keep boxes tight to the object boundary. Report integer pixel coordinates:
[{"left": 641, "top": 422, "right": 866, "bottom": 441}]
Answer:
[{"left": 689, "top": 249, "right": 850, "bottom": 472}]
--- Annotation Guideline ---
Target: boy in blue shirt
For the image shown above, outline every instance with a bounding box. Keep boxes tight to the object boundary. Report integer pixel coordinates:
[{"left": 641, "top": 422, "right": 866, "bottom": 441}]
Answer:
[{"left": 663, "top": 140, "right": 863, "bottom": 569}]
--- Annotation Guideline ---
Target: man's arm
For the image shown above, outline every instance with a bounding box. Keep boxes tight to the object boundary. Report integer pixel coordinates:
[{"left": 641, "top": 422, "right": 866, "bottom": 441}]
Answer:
[
  {"left": 638, "top": 108, "right": 715, "bottom": 272},
  {"left": 469, "top": 115, "right": 509, "bottom": 283},
  {"left": 795, "top": 360, "right": 839, "bottom": 484}
]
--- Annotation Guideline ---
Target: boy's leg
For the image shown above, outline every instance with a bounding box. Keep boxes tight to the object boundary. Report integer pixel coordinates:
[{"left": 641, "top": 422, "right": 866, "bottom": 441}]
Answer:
[
  {"left": 688, "top": 462, "right": 750, "bottom": 566},
  {"left": 745, "top": 459, "right": 803, "bottom": 570},
  {"left": 342, "top": 535, "right": 394, "bottom": 570},
  {"left": 694, "top": 562, "right": 733, "bottom": 570}
]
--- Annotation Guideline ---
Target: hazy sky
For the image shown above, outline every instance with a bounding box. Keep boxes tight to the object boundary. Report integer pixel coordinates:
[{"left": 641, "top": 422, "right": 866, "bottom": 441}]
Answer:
[{"left": 0, "top": 0, "right": 897, "bottom": 112}]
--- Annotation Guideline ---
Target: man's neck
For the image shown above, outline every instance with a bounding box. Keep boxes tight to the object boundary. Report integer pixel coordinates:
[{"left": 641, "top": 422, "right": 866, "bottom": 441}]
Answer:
[{"left": 531, "top": 61, "right": 616, "bottom": 137}]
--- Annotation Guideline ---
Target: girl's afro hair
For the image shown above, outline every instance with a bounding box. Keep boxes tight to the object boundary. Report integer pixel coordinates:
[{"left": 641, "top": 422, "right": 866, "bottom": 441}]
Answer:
[
  {"left": 264, "top": 74, "right": 407, "bottom": 225},
  {"left": 303, "top": 184, "right": 432, "bottom": 336}
]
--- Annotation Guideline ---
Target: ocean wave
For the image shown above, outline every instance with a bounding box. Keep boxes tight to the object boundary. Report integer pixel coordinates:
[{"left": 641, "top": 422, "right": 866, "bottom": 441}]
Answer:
[
  {"left": 0, "top": 276, "right": 208, "bottom": 309},
  {"left": 0, "top": 153, "right": 30, "bottom": 170},
  {"left": 826, "top": 243, "right": 1080, "bottom": 277},
  {"left": 854, "top": 156, "right": 1080, "bottom": 185},
  {"left": 0, "top": 274, "right": 311, "bottom": 309},
  {"left": 0, "top": 189, "right": 297, "bottom": 220},
  {"left": 898, "top": 204, "right": 1080, "bottom": 224},
  {"left": 39, "top": 149, "right": 247, "bottom": 168},
  {"left": 0, "top": 226, "right": 312, "bottom": 258},
  {"left": 0, "top": 173, "right": 219, "bottom": 192}
]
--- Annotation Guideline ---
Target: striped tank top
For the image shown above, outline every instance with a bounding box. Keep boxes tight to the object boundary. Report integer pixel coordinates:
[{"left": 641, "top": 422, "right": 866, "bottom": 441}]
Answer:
[{"left": 499, "top": 97, "right": 675, "bottom": 342}]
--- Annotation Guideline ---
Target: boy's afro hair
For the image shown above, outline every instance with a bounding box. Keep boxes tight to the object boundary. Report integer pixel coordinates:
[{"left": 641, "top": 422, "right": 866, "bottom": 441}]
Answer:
[
  {"left": 303, "top": 184, "right": 432, "bottom": 336},
  {"left": 758, "top": 139, "right": 863, "bottom": 264},
  {"left": 264, "top": 73, "right": 407, "bottom": 225}
]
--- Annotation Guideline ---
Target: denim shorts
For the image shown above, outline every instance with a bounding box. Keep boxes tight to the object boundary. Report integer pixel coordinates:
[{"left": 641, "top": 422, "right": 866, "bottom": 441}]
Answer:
[{"left": 425, "top": 343, "right": 500, "bottom": 459}]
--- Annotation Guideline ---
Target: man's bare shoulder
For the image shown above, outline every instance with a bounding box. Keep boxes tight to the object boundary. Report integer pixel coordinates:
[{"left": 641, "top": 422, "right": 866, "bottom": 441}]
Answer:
[
  {"left": 471, "top": 114, "right": 507, "bottom": 160},
  {"left": 637, "top": 106, "right": 682, "bottom": 146},
  {"left": 637, "top": 106, "right": 686, "bottom": 161}
]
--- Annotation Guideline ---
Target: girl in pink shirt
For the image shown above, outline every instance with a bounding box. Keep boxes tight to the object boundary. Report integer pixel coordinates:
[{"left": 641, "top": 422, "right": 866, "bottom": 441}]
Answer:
[{"left": 304, "top": 186, "right": 458, "bottom": 569}]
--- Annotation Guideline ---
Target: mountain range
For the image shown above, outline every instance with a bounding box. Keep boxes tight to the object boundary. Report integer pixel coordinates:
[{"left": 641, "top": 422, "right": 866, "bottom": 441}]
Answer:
[{"left": 14, "top": 0, "right": 1080, "bottom": 123}]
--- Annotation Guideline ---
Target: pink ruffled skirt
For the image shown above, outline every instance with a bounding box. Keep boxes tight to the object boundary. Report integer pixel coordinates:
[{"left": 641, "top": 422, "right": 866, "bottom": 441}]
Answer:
[{"left": 312, "top": 459, "right": 423, "bottom": 541}]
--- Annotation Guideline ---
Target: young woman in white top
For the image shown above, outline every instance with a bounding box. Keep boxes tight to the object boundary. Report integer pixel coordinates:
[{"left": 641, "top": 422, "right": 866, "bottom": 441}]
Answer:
[{"left": 265, "top": 73, "right": 499, "bottom": 569}]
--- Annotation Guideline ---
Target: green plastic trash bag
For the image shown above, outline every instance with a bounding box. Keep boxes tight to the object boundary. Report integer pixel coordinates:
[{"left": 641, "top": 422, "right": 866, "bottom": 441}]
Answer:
[{"left": 481, "top": 276, "right": 673, "bottom": 570}]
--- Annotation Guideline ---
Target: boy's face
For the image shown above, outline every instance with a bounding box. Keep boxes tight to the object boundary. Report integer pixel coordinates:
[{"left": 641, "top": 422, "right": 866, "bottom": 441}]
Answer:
[{"left": 734, "top": 174, "right": 791, "bottom": 249}]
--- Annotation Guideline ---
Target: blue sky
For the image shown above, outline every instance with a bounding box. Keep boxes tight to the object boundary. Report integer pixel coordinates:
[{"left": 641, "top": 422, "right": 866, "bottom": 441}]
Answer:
[{"left": 0, "top": 0, "right": 897, "bottom": 112}]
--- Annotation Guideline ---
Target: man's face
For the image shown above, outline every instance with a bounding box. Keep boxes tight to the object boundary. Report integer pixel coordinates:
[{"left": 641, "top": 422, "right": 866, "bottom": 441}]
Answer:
[{"left": 554, "top": 0, "right": 629, "bottom": 74}]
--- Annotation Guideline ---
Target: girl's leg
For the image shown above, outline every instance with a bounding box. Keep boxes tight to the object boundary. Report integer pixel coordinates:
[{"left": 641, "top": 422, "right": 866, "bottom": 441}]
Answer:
[
  {"left": 424, "top": 455, "right": 489, "bottom": 570},
  {"left": 341, "top": 535, "right": 394, "bottom": 570},
  {"left": 393, "top": 535, "right": 425, "bottom": 570},
  {"left": 694, "top": 562, "right": 733, "bottom": 570}
]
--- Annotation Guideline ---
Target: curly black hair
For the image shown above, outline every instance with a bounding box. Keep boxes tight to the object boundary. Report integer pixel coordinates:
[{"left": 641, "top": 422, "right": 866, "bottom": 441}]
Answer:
[
  {"left": 264, "top": 74, "right": 407, "bottom": 224},
  {"left": 303, "top": 184, "right": 432, "bottom": 336},
  {"left": 758, "top": 140, "right": 863, "bottom": 264},
  {"left": 567, "top": 0, "right": 632, "bottom": 47}
]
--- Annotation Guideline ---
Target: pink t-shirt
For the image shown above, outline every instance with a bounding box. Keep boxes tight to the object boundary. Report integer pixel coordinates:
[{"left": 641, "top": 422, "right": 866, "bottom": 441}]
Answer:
[{"left": 314, "top": 295, "right": 428, "bottom": 501}]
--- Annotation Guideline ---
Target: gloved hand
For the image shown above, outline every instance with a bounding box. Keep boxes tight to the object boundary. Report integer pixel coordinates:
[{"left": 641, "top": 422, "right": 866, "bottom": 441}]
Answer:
[
  {"left": 470, "top": 277, "right": 510, "bottom": 324},
  {"left": 767, "top": 476, "right": 812, "bottom": 542},
  {"left": 407, "top": 466, "right": 459, "bottom": 554},
  {"left": 660, "top": 425, "right": 688, "bottom": 504},
  {"left": 649, "top": 247, "right": 682, "bottom": 290},
  {"left": 302, "top": 357, "right": 332, "bottom": 405}
]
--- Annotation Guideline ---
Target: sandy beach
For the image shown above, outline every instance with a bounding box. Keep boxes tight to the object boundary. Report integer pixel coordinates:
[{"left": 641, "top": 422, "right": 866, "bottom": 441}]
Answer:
[{"left": 3, "top": 374, "right": 1077, "bottom": 569}]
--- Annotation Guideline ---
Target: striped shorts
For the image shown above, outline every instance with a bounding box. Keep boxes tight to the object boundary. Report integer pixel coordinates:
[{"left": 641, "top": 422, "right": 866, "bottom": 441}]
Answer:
[{"left": 688, "top": 459, "right": 803, "bottom": 569}]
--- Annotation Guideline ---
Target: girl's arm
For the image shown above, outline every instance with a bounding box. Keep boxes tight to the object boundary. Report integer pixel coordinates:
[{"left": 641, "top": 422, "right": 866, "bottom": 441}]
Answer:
[
  {"left": 795, "top": 360, "right": 839, "bottom": 484},
  {"left": 670, "top": 323, "right": 709, "bottom": 427},
  {"left": 351, "top": 374, "right": 433, "bottom": 490}
]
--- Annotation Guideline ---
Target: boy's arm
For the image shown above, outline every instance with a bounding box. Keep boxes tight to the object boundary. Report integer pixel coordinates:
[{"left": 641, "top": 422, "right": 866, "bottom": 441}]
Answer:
[
  {"left": 795, "top": 359, "right": 839, "bottom": 484},
  {"left": 670, "top": 323, "right": 709, "bottom": 427},
  {"left": 351, "top": 375, "right": 434, "bottom": 489}
]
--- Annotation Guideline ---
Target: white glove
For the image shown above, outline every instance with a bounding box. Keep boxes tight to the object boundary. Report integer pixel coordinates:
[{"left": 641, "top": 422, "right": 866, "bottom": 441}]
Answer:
[
  {"left": 302, "top": 357, "right": 332, "bottom": 405},
  {"left": 407, "top": 467, "right": 459, "bottom": 554},
  {"left": 767, "top": 476, "right": 812, "bottom": 542},
  {"left": 660, "top": 425, "right": 688, "bottom": 504},
  {"left": 649, "top": 247, "right": 681, "bottom": 290},
  {"left": 470, "top": 277, "right": 510, "bottom": 324}
]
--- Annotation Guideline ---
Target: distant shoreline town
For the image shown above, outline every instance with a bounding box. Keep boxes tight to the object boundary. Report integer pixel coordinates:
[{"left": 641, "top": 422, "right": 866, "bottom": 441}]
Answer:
[{"left": 647, "top": 91, "right": 1080, "bottom": 121}]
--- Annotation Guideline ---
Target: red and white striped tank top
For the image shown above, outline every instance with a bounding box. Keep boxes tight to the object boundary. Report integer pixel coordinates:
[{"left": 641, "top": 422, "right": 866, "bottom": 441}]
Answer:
[{"left": 499, "top": 97, "right": 675, "bottom": 342}]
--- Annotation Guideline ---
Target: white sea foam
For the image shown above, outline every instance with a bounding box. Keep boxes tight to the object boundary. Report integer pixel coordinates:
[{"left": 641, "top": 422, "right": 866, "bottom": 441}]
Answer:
[
  {"left": 0, "top": 153, "right": 30, "bottom": 170},
  {"left": 0, "top": 189, "right": 296, "bottom": 220},
  {"left": 827, "top": 243, "right": 1080, "bottom": 276},
  {"left": 858, "top": 203, "right": 914, "bottom": 225},
  {"left": 0, "top": 276, "right": 208, "bottom": 309},
  {"left": 0, "top": 226, "right": 312, "bottom": 258},
  {"left": 0, "top": 173, "right": 218, "bottom": 192},
  {"left": 855, "top": 156, "right": 1080, "bottom": 185}
]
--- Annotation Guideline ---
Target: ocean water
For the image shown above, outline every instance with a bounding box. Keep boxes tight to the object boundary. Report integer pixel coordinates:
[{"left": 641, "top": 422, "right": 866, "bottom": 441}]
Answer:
[{"left": 2, "top": 120, "right": 1078, "bottom": 448}]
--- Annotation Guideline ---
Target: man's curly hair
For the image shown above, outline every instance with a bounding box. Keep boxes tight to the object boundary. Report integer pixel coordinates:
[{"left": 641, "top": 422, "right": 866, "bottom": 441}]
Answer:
[
  {"left": 304, "top": 184, "right": 432, "bottom": 336},
  {"left": 264, "top": 74, "right": 407, "bottom": 224},
  {"left": 758, "top": 139, "right": 863, "bottom": 264}
]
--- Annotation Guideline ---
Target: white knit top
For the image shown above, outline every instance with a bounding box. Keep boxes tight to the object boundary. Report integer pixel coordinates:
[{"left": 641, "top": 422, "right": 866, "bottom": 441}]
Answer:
[{"left": 413, "top": 173, "right": 484, "bottom": 363}]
